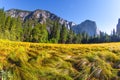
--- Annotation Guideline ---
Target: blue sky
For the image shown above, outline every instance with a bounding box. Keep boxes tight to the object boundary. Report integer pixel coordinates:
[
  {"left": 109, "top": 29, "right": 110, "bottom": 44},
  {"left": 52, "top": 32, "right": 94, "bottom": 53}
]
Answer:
[{"left": 0, "top": 0, "right": 120, "bottom": 34}]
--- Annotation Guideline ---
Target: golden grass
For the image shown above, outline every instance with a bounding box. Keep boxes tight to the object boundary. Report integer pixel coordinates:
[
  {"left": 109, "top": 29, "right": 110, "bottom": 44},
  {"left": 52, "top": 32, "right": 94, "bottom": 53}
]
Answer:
[{"left": 0, "top": 39, "right": 120, "bottom": 80}]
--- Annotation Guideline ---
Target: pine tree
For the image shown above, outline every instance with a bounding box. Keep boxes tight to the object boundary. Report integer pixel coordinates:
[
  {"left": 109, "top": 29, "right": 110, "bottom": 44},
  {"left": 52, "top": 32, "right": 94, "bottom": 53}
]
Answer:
[
  {"left": 23, "top": 20, "right": 33, "bottom": 42},
  {"left": 66, "top": 30, "right": 74, "bottom": 44},
  {"left": 5, "top": 16, "right": 11, "bottom": 30},
  {"left": 31, "top": 23, "right": 48, "bottom": 43},
  {"left": 81, "top": 32, "right": 89, "bottom": 43},
  {"left": 15, "top": 18, "right": 23, "bottom": 41},
  {"left": 10, "top": 18, "right": 16, "bottom": 40},
  {"left": 0, "top": 9, "right": 6, "bottom": 38},
  {"left": 50, "top": 21, "right": 60, "bottom": 43},
  {"left": 60, "top": 24, "right": 67, "bottom": 43},
  {"left": 0, "top": 9, "right": 5, "bottom": 29}
]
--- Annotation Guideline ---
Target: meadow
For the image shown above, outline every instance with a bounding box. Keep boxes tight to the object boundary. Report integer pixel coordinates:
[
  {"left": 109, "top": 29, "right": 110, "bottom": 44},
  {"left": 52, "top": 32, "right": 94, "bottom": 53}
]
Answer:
[{"left": 0, "top": 40, "right": 120, "bottom": 80}]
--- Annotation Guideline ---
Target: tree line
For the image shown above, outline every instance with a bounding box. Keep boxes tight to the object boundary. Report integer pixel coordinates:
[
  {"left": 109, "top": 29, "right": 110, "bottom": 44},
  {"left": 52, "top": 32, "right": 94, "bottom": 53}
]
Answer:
[{"left": 0, "top": 9, "right": 120, "bottom": 44}]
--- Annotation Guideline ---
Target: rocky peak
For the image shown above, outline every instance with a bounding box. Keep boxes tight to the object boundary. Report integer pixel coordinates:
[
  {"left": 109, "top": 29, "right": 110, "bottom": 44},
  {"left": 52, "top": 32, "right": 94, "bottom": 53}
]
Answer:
[
  {"left": 6, "top": 9, "right": 30, "bottom": 20},
  {"left": 6, "top": 9, "right": 76, "bottom": 29},
  {"left": 116, "top": 19, "right": 120, "bottom": 35},
  {"left": 71, "top": 20, "right": 100, "bottom": 36},
  {"left": 6, "top": 9, "right": 100, "bottom": 36}
]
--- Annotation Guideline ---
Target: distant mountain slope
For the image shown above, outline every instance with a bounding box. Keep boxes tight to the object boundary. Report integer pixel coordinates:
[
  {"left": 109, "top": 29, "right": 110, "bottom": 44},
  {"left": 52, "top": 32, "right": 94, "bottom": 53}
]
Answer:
[
  {"left": 72, "top": 20, "right": 100, "bottom": 36},
  {"left": 6, "top": 9, "right": 100, "bottom": 36},
  {"left": 117, "top": 19, "right": 120, "bottom": 35},
  {"left": 6, "top": 9, "right": 76, "bottom": 29}
]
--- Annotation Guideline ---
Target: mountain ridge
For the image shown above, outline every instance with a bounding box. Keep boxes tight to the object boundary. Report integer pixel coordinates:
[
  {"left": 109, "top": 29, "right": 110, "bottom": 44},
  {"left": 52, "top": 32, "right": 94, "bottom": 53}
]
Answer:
[
  {"left": 1, "top": 8, "right": 120, "bottom": 43},
  {"left": 6, "top": 9, "right": 76, "bottom": 29},
  {"left": 72, "top": 20, "right": 100, "bottom": 36},
  {"left": 6, "top": 8, "right": 100, "bottom": 36}
]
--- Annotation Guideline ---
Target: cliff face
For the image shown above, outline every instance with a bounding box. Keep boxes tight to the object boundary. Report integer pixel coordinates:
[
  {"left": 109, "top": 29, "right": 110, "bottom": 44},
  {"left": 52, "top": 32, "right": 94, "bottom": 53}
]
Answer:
[
  {"left": 116, "top": 19, "right": 120, "bottom": 35},
  {"left": 71, "top": 20, "right": 100, "bottom": 36},
  {"left": 6, "top": 9, "right": 76, "bottom": 29},
  {"left": 6, "top": 9, "right": 100, "bottom": 36}
]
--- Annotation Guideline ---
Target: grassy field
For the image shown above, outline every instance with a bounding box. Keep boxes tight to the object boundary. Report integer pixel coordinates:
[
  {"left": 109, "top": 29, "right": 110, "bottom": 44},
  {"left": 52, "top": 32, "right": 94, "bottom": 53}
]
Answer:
[{"left": 0, "top": 40, "right": 120, "bottom": 80}]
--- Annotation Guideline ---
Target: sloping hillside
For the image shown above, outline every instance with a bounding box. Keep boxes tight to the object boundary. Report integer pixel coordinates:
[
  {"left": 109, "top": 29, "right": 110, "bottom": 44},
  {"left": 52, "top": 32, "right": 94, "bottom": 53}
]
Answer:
[{"left": 0, "top": 40, "right": 120, "bottom": 80}]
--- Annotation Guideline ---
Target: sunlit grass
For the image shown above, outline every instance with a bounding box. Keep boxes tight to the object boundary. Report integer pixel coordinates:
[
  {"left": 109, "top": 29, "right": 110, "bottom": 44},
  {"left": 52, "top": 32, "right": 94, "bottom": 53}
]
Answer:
[{"left": 0, "top": 39, "right": 120, "bottom": 80}]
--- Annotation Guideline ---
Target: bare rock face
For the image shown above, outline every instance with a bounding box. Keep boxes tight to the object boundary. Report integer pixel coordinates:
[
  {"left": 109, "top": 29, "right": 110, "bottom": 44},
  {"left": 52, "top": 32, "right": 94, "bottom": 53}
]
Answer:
[
  {"left": 6, "top": 9, "right": 100, "bottom": 36},
  {"left": 71, "top": 20, "right": 100, "bottom": 36},
  {"left": 6, "top": 9, "right": 76, "bottom": 29},
  {"left": 6, "top": 9, "right": 30, "bottom": 20},
  {"left": 116, "top": 19, "right": 120, "bottom": 35}
]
